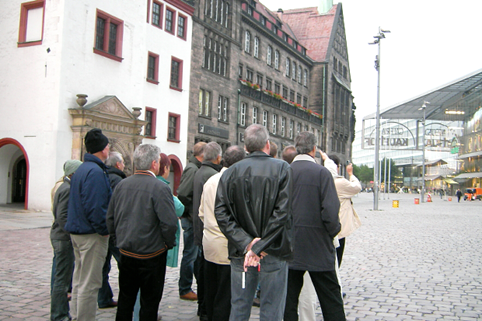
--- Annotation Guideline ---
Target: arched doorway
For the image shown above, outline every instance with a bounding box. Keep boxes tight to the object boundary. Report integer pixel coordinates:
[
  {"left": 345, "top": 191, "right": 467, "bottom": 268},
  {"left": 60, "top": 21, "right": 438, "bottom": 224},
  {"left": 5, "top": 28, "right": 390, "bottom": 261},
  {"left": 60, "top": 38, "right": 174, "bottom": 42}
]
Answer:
[
  {"left": 12, "top": 158, "right": 27, "bottom": 203},
  {"left": 168, "top": 154, "right": 183, "bottom": 196},
  {"left": 0, "top": 138, "right": 29, "bottom": 209}
]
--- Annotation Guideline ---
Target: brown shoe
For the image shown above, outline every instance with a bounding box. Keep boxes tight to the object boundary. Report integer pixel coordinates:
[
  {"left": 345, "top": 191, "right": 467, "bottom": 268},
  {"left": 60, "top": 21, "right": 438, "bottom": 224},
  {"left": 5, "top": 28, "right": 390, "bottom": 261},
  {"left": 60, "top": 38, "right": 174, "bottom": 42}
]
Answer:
[{"left": 180, "top": 291, "right": 197, "bottom": 301}]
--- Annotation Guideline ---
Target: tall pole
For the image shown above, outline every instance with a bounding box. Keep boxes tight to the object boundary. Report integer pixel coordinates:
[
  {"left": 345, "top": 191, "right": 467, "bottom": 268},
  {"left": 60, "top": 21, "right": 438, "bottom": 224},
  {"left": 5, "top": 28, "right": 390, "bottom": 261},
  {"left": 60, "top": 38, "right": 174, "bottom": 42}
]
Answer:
[
  {"left": 384, "top": 155, "right": 387, "bottom": 200},
  {"left": 421, "top": 104, "right": 426, "bottom": 203},
  {"left": 370, "top": 27, "right": 390, "bottom": 210},
  {"left": 388, "top": 157, "right": 391, "bottom": 199}
]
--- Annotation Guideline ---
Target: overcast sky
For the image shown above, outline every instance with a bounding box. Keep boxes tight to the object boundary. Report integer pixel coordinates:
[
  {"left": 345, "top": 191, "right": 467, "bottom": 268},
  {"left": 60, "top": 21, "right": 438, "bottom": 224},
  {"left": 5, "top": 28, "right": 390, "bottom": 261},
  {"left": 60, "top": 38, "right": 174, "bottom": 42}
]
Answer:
[{"left": 259, "top": 0, "right": 482, "bottom": 129}]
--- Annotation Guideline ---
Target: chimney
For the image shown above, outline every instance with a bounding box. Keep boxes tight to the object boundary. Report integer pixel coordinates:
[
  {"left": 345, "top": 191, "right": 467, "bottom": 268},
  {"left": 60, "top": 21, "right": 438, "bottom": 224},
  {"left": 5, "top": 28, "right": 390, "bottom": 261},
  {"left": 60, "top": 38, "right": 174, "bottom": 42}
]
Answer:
[
  {"left": 319, "top": 0, "right": 333, "bottom": 14},
  {"left": 277, "top": 8, "right": 283, "bottom": 20}
]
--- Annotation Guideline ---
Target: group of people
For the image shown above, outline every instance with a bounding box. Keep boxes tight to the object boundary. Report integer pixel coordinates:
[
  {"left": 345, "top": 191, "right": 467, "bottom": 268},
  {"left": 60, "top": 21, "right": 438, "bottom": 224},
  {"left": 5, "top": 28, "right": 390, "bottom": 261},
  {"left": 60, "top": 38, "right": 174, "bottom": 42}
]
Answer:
[{"left": 49, "top": 124, "right": 362, "bottom": 321}]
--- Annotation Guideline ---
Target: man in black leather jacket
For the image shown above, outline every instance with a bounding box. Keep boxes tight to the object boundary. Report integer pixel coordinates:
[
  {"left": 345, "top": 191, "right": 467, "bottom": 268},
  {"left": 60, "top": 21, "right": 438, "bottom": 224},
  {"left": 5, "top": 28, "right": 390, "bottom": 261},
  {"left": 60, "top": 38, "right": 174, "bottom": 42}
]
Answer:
[{"left": 215, "top": 124, "right": 293, "bottom": 321}]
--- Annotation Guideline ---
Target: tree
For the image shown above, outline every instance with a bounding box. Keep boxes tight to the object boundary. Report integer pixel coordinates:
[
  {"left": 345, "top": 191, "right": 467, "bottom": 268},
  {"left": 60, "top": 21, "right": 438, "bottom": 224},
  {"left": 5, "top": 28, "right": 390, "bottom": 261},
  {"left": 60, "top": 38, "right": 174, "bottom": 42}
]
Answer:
[
  {"left": 353, "top": 164, "right": 373, "bottom": 185},
  {"left": 380, "top": 157, "right": 400, "bottom": 184}
]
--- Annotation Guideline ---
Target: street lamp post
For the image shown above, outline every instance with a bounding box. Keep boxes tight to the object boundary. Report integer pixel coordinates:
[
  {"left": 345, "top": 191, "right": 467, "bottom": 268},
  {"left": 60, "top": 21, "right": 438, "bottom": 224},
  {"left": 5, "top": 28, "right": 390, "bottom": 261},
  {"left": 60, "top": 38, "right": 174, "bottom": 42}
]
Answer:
[
  {"left": 419, "top": 102, "right": 429, "bottom": 203},
  {"left": 369, "top": 27, "right": 390, "bottom": 211}
]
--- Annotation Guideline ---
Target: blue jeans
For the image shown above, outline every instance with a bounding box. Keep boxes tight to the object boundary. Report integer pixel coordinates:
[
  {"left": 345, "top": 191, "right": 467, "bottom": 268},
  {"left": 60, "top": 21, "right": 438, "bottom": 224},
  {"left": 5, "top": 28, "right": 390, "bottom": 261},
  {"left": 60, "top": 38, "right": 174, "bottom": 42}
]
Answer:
[
  {"left": 178, "top": 217, "right": 199, "bottom": 295},
  {"left": 50, "top": 239, "right": 74, "bottom": 321},
  {"left": 98, "top": 237, "right": 121, "bottom": 307},
  {"left": 229, "top": 255, "right": 288, "bottom": 321}
]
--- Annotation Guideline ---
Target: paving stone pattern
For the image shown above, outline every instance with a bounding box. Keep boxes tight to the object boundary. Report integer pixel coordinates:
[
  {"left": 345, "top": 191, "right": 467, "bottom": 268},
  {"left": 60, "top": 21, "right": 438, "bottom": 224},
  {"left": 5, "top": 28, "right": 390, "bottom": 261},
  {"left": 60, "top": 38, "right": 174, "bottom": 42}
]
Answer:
[{"left": 0, "top": 193, "right": 481, "bottom": 320}]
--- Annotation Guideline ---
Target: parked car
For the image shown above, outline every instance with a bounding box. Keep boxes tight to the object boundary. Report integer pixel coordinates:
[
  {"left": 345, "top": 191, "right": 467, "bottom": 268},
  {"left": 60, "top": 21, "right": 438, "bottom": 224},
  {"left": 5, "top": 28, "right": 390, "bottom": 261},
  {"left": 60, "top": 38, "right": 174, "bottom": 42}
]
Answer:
[{"left": 464, "top": 188, "right": 482, "bottom": 201}]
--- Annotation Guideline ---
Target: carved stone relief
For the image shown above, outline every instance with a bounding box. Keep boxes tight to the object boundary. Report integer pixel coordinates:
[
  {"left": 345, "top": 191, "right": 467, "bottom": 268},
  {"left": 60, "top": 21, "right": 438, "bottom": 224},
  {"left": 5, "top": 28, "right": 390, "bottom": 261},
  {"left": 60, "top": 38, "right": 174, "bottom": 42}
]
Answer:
[{"left": 69, "top": 95, "right": 147, "bottom": 177}]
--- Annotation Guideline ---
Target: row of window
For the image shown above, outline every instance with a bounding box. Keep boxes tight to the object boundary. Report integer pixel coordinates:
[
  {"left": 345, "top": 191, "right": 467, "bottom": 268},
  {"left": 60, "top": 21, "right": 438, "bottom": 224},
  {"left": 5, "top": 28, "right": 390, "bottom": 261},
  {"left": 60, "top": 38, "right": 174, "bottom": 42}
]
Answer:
[
  {"left": 239, "top": 65, "right": 308, "bottom": 107},
  {"left": 244, "top": 30, "right": 308, "bottom": 86},
  {"left": 240, "top": 104, "right": 320, "bottom": 143},
  {"left": 203, "top": 36, "right": 229, "bottom": 76},
  {"left": 244, "top": 2, "right": 306, "bottom": 56},
  {"left": 204, "top": 0, "right": 230, "bottom": 29},
  {"left": 198, "top": 89, "right": 317, "bottom": 141},
  {"left": 149, "top": 0, "right": 188, "bottom": 40},
  {"left": 145, "top": 108, "right": 181, "bottom": 142},
  {"left": 333, "top": 56, "right": 348, "bottom": 80},
  {"left": 146, "top": 52, "right": 183, "bottom": 90},
  {"left": 198, "top": 90, "right": 230, "bottom": 123}
]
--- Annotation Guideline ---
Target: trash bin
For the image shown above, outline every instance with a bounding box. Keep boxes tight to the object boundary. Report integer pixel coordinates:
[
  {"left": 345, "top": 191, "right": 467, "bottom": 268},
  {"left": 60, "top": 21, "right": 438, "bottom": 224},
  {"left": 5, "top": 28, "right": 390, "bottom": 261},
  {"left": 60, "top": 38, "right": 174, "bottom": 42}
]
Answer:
[
  {"left": 392, "top": 200, "right": 399, "bottom": 208},
  {"left": 414, "top": 198, "right": 420, "bottom": 204}
]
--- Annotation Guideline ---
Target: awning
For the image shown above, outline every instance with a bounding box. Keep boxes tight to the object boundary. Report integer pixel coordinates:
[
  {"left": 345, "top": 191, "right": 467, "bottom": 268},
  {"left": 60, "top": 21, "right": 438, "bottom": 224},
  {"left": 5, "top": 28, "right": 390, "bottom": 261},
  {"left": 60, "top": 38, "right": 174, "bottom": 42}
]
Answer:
[
  {"left": 454, "top": 172, "right": 482, "bottom": 179},
  {"left": 443, "top": 178, "right": 459, "bottom": 185},
  {"left": 458, "top": 151, "right": 482, "bottom": 159},
  {"left": 416, "top": 174, "right": 442, "bottom": 181}
]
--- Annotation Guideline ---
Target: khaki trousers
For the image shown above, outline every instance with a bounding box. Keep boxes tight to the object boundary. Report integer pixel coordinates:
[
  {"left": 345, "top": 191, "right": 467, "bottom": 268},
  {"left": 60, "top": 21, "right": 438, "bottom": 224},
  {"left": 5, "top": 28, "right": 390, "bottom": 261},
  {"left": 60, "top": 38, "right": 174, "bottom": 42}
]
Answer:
[{"left": 70, "top": 234, "right": 109, "bottom": 321}]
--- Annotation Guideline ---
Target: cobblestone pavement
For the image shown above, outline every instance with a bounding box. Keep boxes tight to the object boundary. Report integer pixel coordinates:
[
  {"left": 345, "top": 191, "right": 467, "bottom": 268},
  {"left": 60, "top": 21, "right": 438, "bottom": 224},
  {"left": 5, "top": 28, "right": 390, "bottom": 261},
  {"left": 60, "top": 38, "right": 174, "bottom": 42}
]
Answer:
[{"left": 0, "top": 193, "right": 481, "bottom": 320}]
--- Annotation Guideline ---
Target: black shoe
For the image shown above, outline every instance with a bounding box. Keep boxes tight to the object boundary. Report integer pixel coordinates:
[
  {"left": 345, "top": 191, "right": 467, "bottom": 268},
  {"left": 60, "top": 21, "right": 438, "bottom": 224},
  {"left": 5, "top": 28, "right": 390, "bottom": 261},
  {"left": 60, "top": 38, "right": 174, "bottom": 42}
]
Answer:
[
  {"left": 252, "top": 297, "right": 260, "bottom": 307},
  {"left": 99, "top": 300, "right": 118, "bottom": 309}
]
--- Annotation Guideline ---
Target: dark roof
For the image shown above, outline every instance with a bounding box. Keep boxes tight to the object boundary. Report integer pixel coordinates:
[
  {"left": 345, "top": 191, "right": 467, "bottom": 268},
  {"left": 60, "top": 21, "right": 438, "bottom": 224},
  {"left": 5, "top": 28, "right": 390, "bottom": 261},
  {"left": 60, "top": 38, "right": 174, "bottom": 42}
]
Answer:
[{"left": 363, "top": 68, "right": 482, "bottom": 122}]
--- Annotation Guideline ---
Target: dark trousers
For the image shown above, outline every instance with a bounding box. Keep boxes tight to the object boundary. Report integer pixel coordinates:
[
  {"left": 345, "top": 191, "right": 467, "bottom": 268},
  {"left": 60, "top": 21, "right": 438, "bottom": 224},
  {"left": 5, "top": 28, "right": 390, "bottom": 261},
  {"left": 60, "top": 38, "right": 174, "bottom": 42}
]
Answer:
[
  {"left": 98, "top": 237, "right": 121, "bottom": 307},
  {"left": 194, "top": 247, "right": 206, "bottom": 317},
  {"left": 116, "top": 252, "right": 167, "bottom": 321},
  {"left": 204, "top": 260, "right": 231, "bottom": 321},
  {"left": 284, "top": 269, "right": 345, "bottom": 321},
  {"left": 50, "top": 239, "right": 74, "bottom": 321},
  {"left": 336, "top": 237, "right": 346, "bottom": 267}
]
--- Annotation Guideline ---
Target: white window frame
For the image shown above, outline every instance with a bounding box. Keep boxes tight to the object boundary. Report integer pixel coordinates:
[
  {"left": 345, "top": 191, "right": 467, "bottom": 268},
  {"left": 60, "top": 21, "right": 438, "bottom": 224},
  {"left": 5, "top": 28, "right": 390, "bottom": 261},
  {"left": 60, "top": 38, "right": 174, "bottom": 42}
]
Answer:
[
  {"left": 252, "top": 106, "right": 258, "bottom": 124},
  {"left": 263, "top": 110, "right": 268, "bottom": 128},
  {"left": 240, "top": 102, "right": 246, "bottom": 126},
  {"left": 254, "top": 37, "right": 259, "bottom": 58},
  {"left": 267, "top": 46, "right": 272, "bottom": 66},
  {"left": 245, "top": 31, "right": 251, "bottom": 53},
  {"left": 289, "top": 120, "right": 294, "bottom": 139},
  {"left": 286, "top": 58, "right": 290, "bottom": 77},
  {"left": 281, "top": 117, "right": 286, "bottom": 137},
  {"left": 272, "top": 114, "right": 277, "bottom": 135}
]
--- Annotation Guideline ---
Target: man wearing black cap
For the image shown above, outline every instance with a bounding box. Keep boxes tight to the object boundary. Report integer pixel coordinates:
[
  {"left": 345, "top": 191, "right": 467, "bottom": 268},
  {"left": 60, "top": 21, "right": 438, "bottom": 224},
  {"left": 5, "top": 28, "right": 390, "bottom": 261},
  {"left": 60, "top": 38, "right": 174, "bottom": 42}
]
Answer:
[{"left": 65, "top": 128, "right": 112, "bottom": 321}]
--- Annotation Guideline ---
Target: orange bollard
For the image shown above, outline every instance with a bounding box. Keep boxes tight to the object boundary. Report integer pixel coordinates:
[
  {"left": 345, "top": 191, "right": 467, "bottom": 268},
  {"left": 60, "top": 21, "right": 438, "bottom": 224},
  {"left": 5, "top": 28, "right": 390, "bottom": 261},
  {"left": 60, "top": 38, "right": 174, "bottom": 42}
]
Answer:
[{"left": 427, "top": 193, "right": 432, "bottom": 202}]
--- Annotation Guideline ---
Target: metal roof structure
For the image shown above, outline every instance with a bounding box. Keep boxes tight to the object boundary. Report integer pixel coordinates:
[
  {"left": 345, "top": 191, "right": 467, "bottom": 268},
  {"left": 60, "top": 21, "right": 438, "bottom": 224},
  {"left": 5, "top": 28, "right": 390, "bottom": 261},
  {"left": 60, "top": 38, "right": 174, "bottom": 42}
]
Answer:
[{"left": 363, "top": 68, "right": 482, "bottom": 122}]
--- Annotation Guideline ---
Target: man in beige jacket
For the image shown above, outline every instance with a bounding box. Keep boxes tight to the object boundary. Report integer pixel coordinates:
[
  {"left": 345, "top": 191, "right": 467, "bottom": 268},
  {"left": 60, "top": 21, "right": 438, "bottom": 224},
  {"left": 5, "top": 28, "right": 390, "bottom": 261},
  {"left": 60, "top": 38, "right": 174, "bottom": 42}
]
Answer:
[
  {"left": 198, "top": 145, "right": 246, "bottom": 321},
  {"left": 322, "top": 153, "right": 362, "bottom": 266}
]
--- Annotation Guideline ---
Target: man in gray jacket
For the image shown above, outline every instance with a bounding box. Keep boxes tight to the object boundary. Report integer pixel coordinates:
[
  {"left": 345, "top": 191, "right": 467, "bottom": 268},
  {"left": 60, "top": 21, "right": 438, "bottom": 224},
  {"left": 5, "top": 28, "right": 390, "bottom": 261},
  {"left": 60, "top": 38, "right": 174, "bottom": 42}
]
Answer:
[
  {"left": 106, "top": 144, "right": 178, "bottom": 320},
  {"left": 284, "top": 132, "right": 345, "bottom": 321}
]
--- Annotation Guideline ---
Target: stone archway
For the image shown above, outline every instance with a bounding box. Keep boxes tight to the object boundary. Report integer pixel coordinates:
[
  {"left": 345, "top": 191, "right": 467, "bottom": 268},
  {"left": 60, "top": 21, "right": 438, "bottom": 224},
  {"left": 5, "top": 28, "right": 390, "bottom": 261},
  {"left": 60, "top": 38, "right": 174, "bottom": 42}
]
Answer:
[
  {"left": 0, "top": 138, "right": 30, "bottom": 209},
  {"left": 69, "top": 95, "right": 147, "bottom": 176}
]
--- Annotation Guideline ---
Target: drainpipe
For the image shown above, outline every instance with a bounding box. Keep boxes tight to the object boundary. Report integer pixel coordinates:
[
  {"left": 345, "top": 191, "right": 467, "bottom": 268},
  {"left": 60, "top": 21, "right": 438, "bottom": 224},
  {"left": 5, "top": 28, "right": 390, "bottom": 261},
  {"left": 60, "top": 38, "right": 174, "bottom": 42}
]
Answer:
[{"left": 237, "top": 89, "right": 241, "bottom": 144}]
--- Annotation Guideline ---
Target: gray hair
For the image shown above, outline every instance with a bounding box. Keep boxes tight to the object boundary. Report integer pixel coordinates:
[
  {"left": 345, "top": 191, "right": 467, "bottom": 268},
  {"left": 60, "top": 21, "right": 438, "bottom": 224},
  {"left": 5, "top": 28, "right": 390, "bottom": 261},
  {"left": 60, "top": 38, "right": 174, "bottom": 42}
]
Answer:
[
  {"left": 203, "top": 142, "right": 222, "bottom": 162},
  {"left": 244, "top": 124, "right": 269, "bottom": 153},
  {"left": 223, "top": 145, "right": 246, "bottom": 167},
  {"left": 105, "top": 151, "right": 123, "bottom": 167},
  {"left": 295, "top": 131, "right": 316, "bottom": 154},
  {"left": 133, "top": 144, "right": 161, "bottom": 170}
]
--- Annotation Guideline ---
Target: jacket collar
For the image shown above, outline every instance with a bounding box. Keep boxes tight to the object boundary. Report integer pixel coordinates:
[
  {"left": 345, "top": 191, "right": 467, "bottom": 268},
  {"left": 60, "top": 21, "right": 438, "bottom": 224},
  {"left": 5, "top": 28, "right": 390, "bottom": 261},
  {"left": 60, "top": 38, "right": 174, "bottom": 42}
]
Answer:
[
  {"left": 292, "top": 154, "right": 316, "bottom": 163},
  {"left": 189, "top": 155, "right": 203, "bottom": 168},
  {"left": 83, "top": 153, "right": 107, "bottom": 170},
  {"left": 157, "top": 176, "right": 170, "bottom": 185},
  {"left": 246, "top": 151, "right": 270, "bottom": 158},
  {"left": 107, "top": 166, "right": 127, "bottom": 178},
  {"left": 201, "top": 161, "right": 223, "bottom": 172}
]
